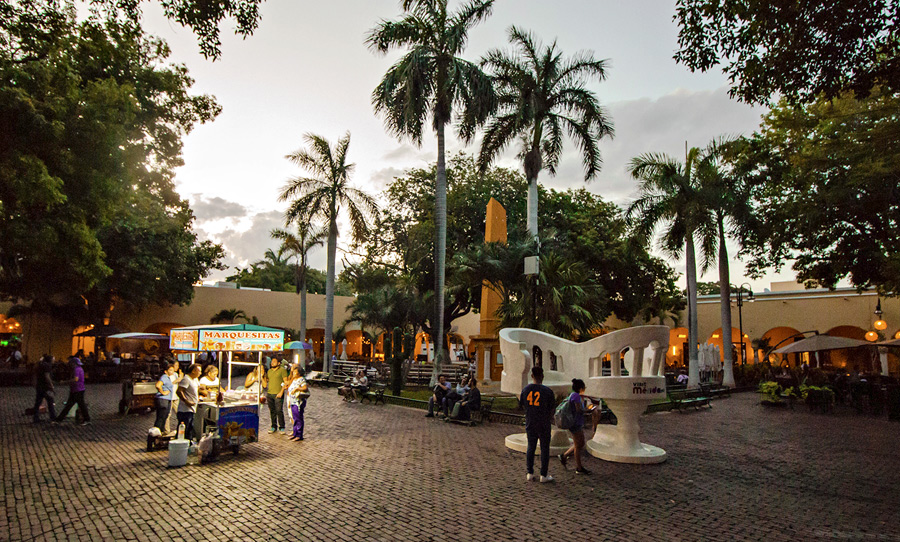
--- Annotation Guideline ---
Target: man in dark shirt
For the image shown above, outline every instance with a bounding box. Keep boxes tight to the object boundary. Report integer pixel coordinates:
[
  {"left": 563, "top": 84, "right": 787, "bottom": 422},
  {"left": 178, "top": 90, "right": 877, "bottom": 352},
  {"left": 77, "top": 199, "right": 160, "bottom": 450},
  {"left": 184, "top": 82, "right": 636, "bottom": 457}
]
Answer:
[
  {"left": 425, "top": 375, "right": 451, "bottom": 418},
  {"left": 519, "top": 366, "right": 555, "bottom": 482},
  {"left": 33, "top": 355, "right": 57, "bottom": 423}
]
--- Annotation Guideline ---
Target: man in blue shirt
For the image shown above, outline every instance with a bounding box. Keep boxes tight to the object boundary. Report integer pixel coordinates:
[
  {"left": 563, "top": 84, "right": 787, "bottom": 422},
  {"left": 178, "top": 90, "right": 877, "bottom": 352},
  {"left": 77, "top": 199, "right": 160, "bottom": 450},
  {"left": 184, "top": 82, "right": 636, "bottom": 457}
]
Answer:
[{"left": 519, "top": 366, "right": 555, "bottom": 482}]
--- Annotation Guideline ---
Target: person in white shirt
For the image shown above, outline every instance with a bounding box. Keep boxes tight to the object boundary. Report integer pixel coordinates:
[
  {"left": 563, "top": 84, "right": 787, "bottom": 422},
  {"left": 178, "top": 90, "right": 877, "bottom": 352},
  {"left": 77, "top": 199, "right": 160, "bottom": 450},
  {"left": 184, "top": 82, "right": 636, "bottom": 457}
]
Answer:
[
  {"left": 349, "top": 370, "right": 368, "bottom": 403},
  {"left": 199, "top": 365, "right": 221, "bottom": 399},
  {"left": 176, "top": 364, "right": 201, "bottom": 440}
]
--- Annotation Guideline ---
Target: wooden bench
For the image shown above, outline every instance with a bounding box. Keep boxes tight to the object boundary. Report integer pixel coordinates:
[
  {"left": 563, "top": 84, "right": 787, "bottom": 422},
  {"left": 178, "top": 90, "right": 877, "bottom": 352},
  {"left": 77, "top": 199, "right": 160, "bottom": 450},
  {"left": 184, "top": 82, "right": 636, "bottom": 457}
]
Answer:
[
  {"left": 669, "top": 388, "right": 711, "bottom": 411},
  {"left": 445, "top": 395, "right": 494, "bottom": 426},
  {"left": 360, "top": 383, "right": 387, "bottom": 405},
  {"left": 699, "top": 382, "right": 731, "bottom": 399}
]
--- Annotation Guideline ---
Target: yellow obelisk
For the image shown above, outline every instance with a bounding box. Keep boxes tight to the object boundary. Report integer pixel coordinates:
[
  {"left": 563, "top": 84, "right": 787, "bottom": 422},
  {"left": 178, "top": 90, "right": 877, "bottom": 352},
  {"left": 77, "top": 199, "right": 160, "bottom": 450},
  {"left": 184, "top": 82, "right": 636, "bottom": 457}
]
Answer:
[{"left": 470, "top": 197, "right": 506, "bottom": 382}]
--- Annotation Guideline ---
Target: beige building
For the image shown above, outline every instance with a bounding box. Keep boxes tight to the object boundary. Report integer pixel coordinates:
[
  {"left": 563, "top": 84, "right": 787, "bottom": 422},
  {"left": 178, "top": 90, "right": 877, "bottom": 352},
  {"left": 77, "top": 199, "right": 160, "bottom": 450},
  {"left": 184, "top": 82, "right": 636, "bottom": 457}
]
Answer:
[{"left": 671, "top": 281, "right": 899, "bottom": 374}]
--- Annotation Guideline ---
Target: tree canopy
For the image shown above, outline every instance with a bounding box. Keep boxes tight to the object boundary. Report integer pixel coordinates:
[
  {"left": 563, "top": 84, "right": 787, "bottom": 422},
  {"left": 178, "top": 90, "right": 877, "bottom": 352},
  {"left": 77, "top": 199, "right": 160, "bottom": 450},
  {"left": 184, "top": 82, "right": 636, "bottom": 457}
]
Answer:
[
  {"left": 735, "top": 89, "right": 900, "bottom": 294},
  {"left": 674, "top": 0, "right": 900, "bottom": 104},
  {"left": 88, "top": 0, "right": 265, "bottom": 59},
  {"left": 0, "top": 1, "right": 223, "bottom": 321}
]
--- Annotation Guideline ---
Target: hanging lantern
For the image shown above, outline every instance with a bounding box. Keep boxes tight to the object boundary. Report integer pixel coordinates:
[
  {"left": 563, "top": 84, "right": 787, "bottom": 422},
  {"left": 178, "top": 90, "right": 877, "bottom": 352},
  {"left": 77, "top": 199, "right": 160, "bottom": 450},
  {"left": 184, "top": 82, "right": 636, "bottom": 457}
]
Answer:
[
  {"left": 895, "top": 331, "right": 900, "bottom": 340},
  {"left": 874, "top": 319, "right": 887, "bottom": 330},
  {"left": 865, "top": 330, "right": 878, "bottom": 342}
]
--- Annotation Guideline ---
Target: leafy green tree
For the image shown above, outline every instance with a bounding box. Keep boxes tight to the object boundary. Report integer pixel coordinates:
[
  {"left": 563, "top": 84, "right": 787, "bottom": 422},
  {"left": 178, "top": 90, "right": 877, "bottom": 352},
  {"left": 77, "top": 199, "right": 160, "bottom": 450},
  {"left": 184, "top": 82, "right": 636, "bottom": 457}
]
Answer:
[
  {"left": 0, "top": 2, "right": 223, "bottom": 322},
  {"left": 478, "top": 26, "right": 613, "bottom": 239},
  {"left": 272, "top": 223, "right": 326, "bottom": 354},
  {"left": 368, "top": 0, "right": 496, "bottom": 383},
  {"left": 278, "top": 132, "right": 377, "bottom": 372},
  {"left": 735, "top": 90, "right": 900, "bottom": 295},
  {"left": 674, "top": 0, "right": 900, "bottom": 104},
  {"left": 627, "top": 148, "right": 705, "bottom": 385}
]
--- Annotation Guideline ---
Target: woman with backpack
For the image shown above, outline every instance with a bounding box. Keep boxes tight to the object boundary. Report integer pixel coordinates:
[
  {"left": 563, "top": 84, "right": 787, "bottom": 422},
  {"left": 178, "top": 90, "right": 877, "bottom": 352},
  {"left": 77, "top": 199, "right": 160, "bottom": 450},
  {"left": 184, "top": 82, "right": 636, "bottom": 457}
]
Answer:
[{"left": 558, "top": 379, "right": 591, "bottom": 475}]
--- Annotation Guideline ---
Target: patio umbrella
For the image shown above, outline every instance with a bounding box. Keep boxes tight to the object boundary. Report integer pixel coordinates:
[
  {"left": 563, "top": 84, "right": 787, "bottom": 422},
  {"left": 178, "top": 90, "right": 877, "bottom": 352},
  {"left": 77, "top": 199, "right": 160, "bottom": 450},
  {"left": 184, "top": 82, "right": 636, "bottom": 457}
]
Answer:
[
  {"left": 774, "top": 334, "right": 872, "bottom": 354},
  {"left": 74, "top": 324, "right": 126, "bottom": 337},
  {"left": 283, "top": 341, "right": 312, "bottom": 350},
  {"left": 877, "top": 337, "right": 900, "bottom": 347},
  {"left": 107, "top": 332, "right": 170, "bottom": 341}
]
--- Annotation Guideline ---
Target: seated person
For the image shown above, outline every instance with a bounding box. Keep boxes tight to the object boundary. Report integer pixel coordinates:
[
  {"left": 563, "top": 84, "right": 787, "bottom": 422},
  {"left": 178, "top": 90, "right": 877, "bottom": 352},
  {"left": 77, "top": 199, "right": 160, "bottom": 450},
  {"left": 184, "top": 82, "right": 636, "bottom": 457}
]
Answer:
[
  {"left": 425, "top": 375, "right": 451, "bottom": 418},
  {"left": 453, "top": 378, "right": 481, "bottom": 421},
  {"left": 675, "top": 370, "right": 689, "bottom": 385},
  {"left": 199, "top": 365, "right": 221, "bottom": 399},
  {"left": 350, "top": 370, "right": 369, "bottom": 403},
  {"left": 443, "top": 375, "right": 470, "bottom": 417}
]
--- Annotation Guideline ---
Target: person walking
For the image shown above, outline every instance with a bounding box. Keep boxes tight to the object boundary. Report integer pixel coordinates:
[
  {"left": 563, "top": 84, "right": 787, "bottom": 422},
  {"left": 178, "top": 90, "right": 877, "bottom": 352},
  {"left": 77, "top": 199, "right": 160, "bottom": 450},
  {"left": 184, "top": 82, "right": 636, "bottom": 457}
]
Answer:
[
  {"left": 154, "top": 362, "right": 177, "bottom": 434},
  {"left": 55, "top": 355, "right": 90, "bottom": 425},
  {"left": 264, "top": 357, "right": 288, "bottom": 434},
  {"left": 519, "top": 366, "right": 555, "bottom": 482},
  {"left": 559, "top": 378, "right": 591, "bottom": 475},
  {"left": 175, "top": 364, "right": 201, "bottom": 441},
  {"left": 287, "top": 366, "right": 309, "bottom": 441},
  {"left": 33, "top": 355, "right": 57, "bottom": 423}
]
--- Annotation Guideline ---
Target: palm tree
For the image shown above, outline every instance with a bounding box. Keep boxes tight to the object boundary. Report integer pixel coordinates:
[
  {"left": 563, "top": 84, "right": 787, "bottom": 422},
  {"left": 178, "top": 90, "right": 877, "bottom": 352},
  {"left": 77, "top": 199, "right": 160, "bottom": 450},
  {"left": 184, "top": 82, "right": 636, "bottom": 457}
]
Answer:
[
  {"left": 695, "top": 138, "right": 752, "bottom": 388},
  {"left": 271, "top": 223, "right": 327, "bottom": 363},
  {"left": 627, "top": 148, "right": 705, "bottom": 387},
  {"left": 368, "top": 0, "right": 496, "bottom": 384},
  {"left": 278, "top": 132, "right": 377, "bottom": 373},
  {"left": 210, "top": 308, "right": 248, "bottom": 324},
  {"left": 479, "top": 26, "right": 614, "bottom": 239}
]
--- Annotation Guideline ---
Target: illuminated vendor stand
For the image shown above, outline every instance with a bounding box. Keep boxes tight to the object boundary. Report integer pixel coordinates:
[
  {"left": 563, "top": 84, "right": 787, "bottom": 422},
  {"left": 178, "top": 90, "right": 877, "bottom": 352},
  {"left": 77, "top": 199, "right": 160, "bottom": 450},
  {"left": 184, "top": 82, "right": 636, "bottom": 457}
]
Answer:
[{"left": 169, "top": 324, "right": 285, "bottom": 454}]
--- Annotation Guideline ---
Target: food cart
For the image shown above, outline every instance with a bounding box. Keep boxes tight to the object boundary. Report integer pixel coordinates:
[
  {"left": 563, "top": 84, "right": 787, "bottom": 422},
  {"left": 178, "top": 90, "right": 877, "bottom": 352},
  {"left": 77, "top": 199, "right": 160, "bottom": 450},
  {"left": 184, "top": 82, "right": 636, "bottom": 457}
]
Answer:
[
  {"left": 109, "top": 332, "right": 170, "bottom": 415},
  {"left": 169, "top": 324, "right": 285, "bottom": 455}
]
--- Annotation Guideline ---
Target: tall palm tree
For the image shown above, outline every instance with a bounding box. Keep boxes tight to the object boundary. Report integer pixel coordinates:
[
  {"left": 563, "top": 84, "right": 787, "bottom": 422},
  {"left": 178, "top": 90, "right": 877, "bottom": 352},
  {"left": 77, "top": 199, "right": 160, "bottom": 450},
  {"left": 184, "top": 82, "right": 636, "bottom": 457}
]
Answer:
[
  {"left": 479, "top": 26, "right": 614, "bottom": 239},
  {"left": 695, "top": 138, "right": 752, "bottom": 388},
  {"left": 627, "top": 147, "right": 705, "bottom": 387},
  {"left": 278, "top": 132, "right": 377, "bottom": 373},
  {"left": 368, "top": 0, "right": 496, "bottom": 384},
  {"left": 271, "top": 223, "right": 327, "bottom": 363}
]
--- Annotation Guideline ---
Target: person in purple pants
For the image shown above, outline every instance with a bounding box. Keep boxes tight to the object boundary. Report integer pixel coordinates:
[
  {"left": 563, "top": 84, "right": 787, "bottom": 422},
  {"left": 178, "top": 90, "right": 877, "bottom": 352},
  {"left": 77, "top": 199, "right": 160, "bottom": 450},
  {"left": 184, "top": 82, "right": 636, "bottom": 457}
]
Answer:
[
  {"left": 287, "top": 366, "right": 309, "bottom": 441},
  {"left": 56, "top": 356, "right": 90, "bottom": 425}
]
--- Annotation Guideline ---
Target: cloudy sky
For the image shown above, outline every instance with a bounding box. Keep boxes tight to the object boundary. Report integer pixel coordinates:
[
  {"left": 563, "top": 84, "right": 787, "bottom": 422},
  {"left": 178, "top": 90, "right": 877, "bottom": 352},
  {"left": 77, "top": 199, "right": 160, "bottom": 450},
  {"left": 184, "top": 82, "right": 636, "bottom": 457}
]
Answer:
[{"left": 139, "top": 0, "right": 797, "bottom": 291}]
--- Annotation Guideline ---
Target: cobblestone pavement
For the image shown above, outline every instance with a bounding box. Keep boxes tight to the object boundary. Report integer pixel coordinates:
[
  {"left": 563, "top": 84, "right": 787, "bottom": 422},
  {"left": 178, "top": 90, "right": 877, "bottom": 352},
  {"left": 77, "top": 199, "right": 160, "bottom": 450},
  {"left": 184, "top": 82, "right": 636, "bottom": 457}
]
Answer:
[{"left": 2, "top": 384, "right": 899, "bottom": 542}]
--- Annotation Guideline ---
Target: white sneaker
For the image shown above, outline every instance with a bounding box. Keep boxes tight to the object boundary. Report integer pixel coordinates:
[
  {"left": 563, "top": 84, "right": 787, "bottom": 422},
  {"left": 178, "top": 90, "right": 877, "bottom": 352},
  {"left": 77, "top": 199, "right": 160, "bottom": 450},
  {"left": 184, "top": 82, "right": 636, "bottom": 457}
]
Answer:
[
  {"left": 539, "top": 475, "right": 555, "bottom": 483},
  {"left": 526, "top": 473, "right": 535, "bottom": 482}
]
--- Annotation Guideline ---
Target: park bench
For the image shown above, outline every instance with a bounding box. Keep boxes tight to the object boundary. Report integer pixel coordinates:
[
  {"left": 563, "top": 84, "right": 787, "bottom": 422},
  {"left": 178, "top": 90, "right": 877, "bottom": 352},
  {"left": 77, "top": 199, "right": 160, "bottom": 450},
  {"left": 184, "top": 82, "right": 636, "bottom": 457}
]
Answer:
[
  {"left": 668, "top": 388, "right": 711, "bottom": 411},
  {"left": 445, "top": 395, "right": 494, "bottom": 426},
  {"left": 699, "top": 381, "right": 731, "bottom": 399},
  {"left": 360, "top": 383, "right": 387, "bottom": 405}
]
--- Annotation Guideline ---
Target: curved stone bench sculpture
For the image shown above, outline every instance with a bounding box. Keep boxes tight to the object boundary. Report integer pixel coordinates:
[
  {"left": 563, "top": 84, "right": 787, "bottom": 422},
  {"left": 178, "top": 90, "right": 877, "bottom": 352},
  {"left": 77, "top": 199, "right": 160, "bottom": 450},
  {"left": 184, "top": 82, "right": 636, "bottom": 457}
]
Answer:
[{"left": 499, "top": 326, "right": 669, "bottom": 464}]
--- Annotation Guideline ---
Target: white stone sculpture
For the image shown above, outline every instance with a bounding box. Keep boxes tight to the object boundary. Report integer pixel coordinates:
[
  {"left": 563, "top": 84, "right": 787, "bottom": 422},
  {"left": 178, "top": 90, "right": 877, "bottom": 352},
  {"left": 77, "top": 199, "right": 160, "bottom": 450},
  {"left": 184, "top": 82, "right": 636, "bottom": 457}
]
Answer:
[{"left": 499, "top": 326, "right": 669, "bottom": 464}]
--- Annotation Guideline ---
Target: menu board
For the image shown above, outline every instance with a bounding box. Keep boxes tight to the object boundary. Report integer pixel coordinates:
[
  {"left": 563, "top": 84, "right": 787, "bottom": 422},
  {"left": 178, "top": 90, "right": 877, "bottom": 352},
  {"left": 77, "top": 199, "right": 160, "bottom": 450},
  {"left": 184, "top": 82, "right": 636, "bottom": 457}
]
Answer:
[
  {"left": 170, "top": 329, "right": 198, "bottom": 351},
  {"left": 198, "top": 329, "right": 284, "bottom": 352}
]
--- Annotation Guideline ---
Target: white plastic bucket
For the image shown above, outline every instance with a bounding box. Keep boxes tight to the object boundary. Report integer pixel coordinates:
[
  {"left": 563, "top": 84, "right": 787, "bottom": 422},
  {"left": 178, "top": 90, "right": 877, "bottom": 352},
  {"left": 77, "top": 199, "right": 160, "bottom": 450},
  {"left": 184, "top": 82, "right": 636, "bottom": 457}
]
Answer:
[{"left": 168, "top": 439, "right": 190, "bottom": 467}]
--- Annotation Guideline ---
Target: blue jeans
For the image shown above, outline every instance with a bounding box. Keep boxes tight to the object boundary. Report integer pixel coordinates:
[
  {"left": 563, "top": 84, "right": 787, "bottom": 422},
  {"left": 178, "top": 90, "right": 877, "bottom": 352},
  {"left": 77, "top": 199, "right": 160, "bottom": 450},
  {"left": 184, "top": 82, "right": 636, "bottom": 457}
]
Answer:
[{"left": 526, "top": 425, "right": 552, "bottom": 476}]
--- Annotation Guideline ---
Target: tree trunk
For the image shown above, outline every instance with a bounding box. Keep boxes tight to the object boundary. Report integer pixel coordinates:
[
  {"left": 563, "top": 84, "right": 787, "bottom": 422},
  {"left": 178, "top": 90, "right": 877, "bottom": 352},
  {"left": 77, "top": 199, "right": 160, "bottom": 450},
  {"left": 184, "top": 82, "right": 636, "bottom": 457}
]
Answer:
[
  {"left": 299, "top": 265, "right": 307, "bottom": 365},
  {"left": 526, "top": 173, "right": 538, "bottom": 239},
  {"left": 686, "top": 232, "right": 701, "bottom": 388},
  {"left": 323, "top": 214, "right": 338, "bottom": 373},
  {"left": 432, "top": 122, "right": 447, "bottom": 386},
  {"left": 718, "top": 220, "right": 736, "bottom": 387}
]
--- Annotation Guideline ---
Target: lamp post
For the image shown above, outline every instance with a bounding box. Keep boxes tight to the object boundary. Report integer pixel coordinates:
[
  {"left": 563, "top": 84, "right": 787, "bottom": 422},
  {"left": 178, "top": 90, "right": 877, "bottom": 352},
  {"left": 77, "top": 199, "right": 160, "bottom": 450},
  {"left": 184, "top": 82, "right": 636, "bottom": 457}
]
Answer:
[{"left": 733, "top": 283, "right": 755, "bottom": 364}]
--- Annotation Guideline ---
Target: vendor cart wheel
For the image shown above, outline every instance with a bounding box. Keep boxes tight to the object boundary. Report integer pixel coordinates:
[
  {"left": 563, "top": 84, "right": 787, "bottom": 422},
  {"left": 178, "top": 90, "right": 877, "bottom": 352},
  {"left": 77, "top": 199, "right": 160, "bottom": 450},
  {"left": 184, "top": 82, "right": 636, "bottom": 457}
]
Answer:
[
  {"left": 146, "top": 435, "right": 154, "bottom": 452},
  {"left": 118, "top": 400, "right": 126, "bottom": 415}
]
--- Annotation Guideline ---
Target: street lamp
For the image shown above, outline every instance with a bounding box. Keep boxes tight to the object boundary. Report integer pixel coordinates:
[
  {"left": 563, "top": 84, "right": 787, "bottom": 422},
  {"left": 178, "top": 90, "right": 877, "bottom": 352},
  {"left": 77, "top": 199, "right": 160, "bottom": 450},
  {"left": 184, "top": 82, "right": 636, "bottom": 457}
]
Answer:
[{"left": 732, "top": 283, "right": 755, "bottom": 364}]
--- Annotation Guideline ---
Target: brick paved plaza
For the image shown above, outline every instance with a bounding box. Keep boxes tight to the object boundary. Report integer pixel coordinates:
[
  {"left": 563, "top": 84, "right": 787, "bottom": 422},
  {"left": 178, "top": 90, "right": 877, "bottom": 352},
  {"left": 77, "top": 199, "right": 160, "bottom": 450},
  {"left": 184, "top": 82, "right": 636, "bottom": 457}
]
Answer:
[{"left": 2, "top": 384, "right": 899, "bottom": 542}]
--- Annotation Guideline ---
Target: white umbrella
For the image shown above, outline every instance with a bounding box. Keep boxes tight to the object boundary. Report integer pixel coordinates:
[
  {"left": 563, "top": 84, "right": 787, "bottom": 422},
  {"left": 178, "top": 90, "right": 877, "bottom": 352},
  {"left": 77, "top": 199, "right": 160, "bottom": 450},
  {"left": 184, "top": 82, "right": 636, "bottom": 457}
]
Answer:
[
  {"left": 107, "top": 332, "right": 169, "bottom": 341},
  {"left": 773, "top": 334, "right": 871, "bottom": 354}
]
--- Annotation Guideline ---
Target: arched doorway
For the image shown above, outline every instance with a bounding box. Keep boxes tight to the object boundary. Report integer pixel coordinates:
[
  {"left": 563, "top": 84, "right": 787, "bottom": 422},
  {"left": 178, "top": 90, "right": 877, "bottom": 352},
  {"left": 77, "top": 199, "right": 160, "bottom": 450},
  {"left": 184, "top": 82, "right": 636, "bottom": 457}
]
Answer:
[
  {"left": 760, "top": 327, "right": 803, "bottom": 366},
  {"left": 825, "top": 325, "right": 871, "bottom": 371},
  {"left": 707, "top": 327, "right": 752, "bottom": 364},
  {"left": 666, "top": 327, "right": 688, "bottom": 368}
]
